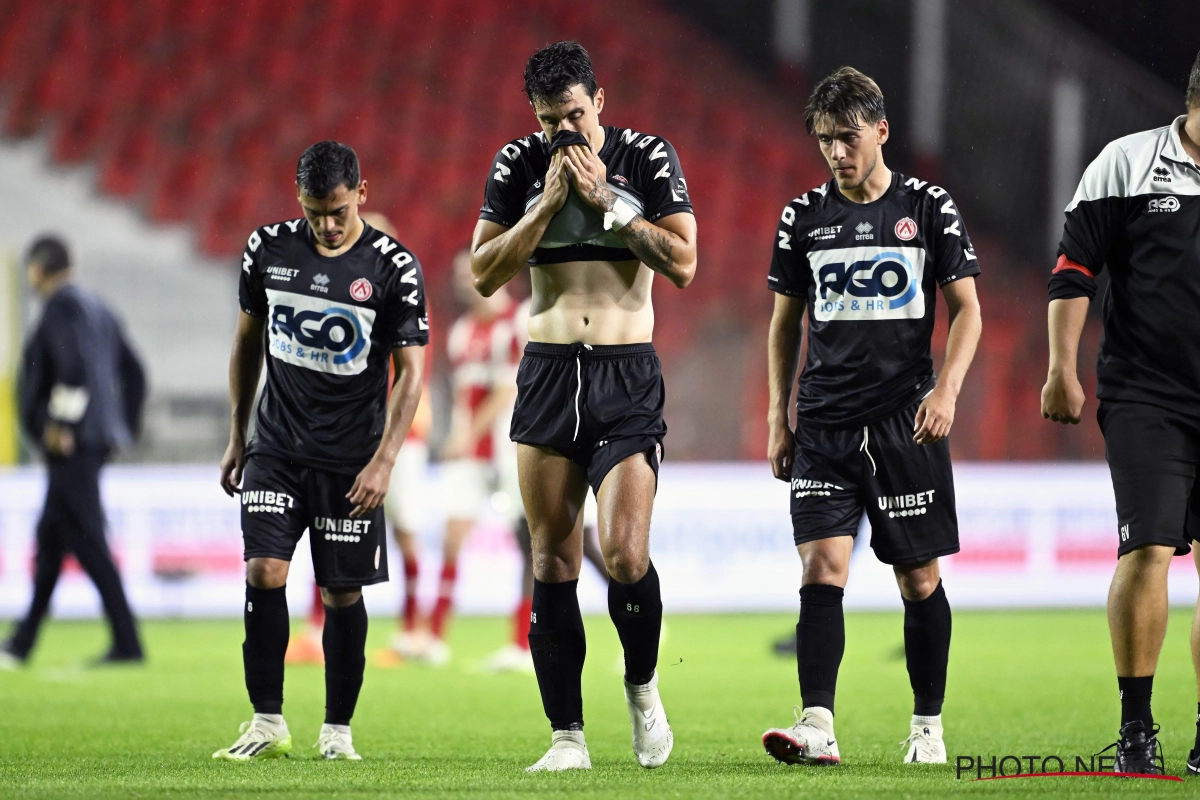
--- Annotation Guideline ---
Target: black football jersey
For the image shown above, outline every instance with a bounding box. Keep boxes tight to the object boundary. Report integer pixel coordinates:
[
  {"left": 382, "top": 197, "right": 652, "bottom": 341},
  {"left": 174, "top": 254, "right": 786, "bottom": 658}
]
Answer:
[
  {"left": 238, "top": 220, "right": 429, "bottom": 473},
  {"left": 1049, "top": 117, "right": 1200, "bottom": 412},
  {"left": 479, "top": 125, "right": 693, "bottom": 264},
  {"left": 768, "top": 173, "right": 981, "bottom": 428}
]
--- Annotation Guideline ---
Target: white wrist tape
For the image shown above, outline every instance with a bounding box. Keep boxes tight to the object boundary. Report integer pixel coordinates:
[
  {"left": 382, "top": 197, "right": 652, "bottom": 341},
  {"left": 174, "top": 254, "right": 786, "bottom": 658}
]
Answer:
[{"left": 604, "top": 198, "right": 638, "bottom": 231}]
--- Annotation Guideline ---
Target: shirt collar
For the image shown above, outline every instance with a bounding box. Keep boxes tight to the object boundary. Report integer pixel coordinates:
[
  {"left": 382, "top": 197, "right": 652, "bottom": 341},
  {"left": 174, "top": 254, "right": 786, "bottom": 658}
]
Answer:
[{"left": 1160, "top": 115, "right": 1196, "bottom": 167}]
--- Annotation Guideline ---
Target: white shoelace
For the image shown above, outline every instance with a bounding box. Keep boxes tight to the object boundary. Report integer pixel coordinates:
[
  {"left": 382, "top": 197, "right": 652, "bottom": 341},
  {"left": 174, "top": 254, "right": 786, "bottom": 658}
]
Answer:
[
  {"left": 900, "top": 729, "right": 937, "bottom": 759},
  {"left": 317, "top": 728, "right": 354, "bottom": 755}
]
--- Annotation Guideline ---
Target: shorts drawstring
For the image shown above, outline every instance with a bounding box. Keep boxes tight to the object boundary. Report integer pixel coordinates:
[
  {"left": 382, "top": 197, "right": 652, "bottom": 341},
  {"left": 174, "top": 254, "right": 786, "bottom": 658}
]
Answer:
[
  {"left": 860, "top": 426, "right": 877, "bottom": 475},
  {"left": 572, "top": 343, "right": 592, "bottom": 441}
]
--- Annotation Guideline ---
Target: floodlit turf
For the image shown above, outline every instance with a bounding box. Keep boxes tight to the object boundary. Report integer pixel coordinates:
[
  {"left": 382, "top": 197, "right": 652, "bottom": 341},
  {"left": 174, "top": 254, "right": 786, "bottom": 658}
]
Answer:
[{"left": 1, "top": 610, "right": 1198, "bottom": 798}]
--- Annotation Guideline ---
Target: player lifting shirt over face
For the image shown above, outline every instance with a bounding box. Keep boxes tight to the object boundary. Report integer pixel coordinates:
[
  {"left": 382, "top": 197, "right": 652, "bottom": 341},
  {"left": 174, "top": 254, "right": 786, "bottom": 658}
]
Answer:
[{"left": 470, "top": 41, "right": 697, "bottom": 772}]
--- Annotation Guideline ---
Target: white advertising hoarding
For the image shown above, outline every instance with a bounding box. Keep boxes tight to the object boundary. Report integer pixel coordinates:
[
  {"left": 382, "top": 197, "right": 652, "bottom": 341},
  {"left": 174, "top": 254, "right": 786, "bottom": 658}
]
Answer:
[{"left": 0, "top": 463, "right": 1195, "bottom": 619}]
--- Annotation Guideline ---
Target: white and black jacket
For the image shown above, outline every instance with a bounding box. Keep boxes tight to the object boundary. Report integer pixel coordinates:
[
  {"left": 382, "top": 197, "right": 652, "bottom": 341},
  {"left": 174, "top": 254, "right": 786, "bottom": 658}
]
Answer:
[{"left": 1049, "top": 115, "right": 1200, "bottom": 411}]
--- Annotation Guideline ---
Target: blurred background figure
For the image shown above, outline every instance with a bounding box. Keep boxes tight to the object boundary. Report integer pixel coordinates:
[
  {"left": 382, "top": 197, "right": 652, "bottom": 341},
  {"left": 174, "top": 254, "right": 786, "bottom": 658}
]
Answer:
[
  {"left": 284, "top": 211, "right": 433, "bottom": 668},
  {"left": 1, "top": 235, "right": 145, "bottom": 667},
  {"left": 389, "top": 249, "right": 522, "bottom": 667}
]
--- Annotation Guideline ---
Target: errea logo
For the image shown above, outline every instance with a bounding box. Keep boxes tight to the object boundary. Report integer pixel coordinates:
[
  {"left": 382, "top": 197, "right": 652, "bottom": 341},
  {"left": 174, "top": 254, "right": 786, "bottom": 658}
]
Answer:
[{"left": 1148, "top": 196, "right": 1179, "bottom": 213}]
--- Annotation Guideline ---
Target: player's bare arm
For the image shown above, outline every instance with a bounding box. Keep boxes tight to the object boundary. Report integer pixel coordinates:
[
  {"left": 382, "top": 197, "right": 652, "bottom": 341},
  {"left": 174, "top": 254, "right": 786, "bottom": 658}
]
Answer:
[
  {"left": 346, "top": 345, "right": 425, "bottom": 518},
  {"left": 913, "top": 277, "right": 982, "bottom": 445},
  {"left": 1041, "top": 296, "right": 1089, "bottom": 424},
  {"left": 766, "top": 293, "right": 805, "bottom": 482},
  {"left": 563, "top": 144, "right": 697, "bottom": 288},
  {"left": 470, "top": 151, "right": 571, "bottom": 297},
  {"left": 219, "top": 311, "right": 266, "bottom": 496}
]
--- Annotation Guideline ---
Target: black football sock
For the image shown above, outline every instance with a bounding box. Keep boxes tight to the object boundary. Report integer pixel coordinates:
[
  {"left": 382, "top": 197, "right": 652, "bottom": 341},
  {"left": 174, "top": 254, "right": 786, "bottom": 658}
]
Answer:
[
  {"left": 529, "top": 579, "right": 586, "bottom": 730},
  {"left": 1117, "top": 675, "right": 1154, "bottom": 729},
  {"left": 797, "top": 583, "right": 845, "bottom": 714},
  {"left": 903, "top": 580, "right": 952, "bottom": 716},
  {"left": 608, "top": 561, "right": 663, "bottom": 686},
  {"left": 323, "top": 596, "right": 368, "bottom": 726},
  {"left": 1192, "top": 703, "right": 1200, "bottom": 754},
  {"left": 243, "top": 584, "right": 289, "bottom": 715}
]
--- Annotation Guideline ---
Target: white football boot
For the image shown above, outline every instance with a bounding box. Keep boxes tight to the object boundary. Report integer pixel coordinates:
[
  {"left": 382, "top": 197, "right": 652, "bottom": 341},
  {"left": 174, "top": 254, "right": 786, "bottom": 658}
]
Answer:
[
  {"left": 212, "top": 714, "right": 292, "bottom": 761},
  {"left": 625, "top": 671, "right": 674, "bottom": 768},
  {"left": 526, "top": 729, "right": 591, "bottom": 772},
  {"left": 762, "top": 706, "right": 840, "bottom": 766},
  {"left": 391, "top": 629, "right": 429, "bottom": 660},
  {"left": 902, "top": 715, "right": 946, "bottom": 764},
  {"left": 478, "top": 644, "right": 535, "bottom": 674},
  {"left": 422, "top": 637, "right": 451, "bottom": 667},
  {"left": 316, "top": 723, "right": 362, "bottom": 760}
]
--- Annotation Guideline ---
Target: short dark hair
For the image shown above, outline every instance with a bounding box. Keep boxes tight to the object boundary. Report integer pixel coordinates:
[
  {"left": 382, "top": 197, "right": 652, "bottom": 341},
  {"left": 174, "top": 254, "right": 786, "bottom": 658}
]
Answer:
[
  {"left": 1188, "top": 48, "right": 1200, "bottom": 110},
  {"left": 804, "top": 67, "right": 887, "bottom": 135},
  {"left": 523, "top": 41, "right": 598, "bottom": 106},
  {"left": 296, "top": 141, "right": 360, "bottom": 198},
  {"left": 26, "top": 235, "right": 71, "bottom": 274}
]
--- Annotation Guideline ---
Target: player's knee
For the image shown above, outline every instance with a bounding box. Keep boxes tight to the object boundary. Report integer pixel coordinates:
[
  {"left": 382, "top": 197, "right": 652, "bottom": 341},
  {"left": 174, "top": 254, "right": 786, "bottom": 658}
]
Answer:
[
  {"left": 245, "top": 558, "right": 288, "bottom": 589},
  {"left": 532, "top": 549, "right": 579, "bottom": 583},
  {"left": 800, "top": 551, "right": 849, "bottom": 586},
  {"left": 1117, "top": 544, "right": 1175, "bottom": 575},
  {"left": 894, "top": 566, "right": 939, "bottom": 601},
  {"left": 321, "top": 587, "right": 362, "bottom": 607},
  {"left": 604, "top": 548, "right": 648, "bottom": 584}
]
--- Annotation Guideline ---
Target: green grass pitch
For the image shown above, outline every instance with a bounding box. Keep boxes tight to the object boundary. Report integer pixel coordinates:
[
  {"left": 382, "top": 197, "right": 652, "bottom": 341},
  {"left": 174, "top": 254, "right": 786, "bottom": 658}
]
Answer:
[{"left": 2, "top": 610, "right": 1198, "bottom": 798}]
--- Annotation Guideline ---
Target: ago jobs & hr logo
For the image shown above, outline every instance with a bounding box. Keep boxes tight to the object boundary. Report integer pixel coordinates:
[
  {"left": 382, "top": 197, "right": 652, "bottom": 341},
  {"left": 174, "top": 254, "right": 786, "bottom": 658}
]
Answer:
[
  {"left": 264, "top": 288, "right": 376, "bottom": 375},
  {"left": 806, "top": 246, "right": 927, "bottom": 322}
]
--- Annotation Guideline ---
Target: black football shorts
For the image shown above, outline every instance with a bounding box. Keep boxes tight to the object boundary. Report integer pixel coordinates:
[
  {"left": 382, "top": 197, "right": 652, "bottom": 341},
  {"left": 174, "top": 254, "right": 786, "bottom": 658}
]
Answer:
[
  {"left": 1099, "top": 400, "right": 1200, "bottom": 557},
  {"left": 790, "top": 398, "right": 959, "bottom": 565},
  {"left": 240, "top": 453, "right": 388, "bottom": 588},
  {"left": 510, "top": 342, "right": 665, "bottom": 495}
]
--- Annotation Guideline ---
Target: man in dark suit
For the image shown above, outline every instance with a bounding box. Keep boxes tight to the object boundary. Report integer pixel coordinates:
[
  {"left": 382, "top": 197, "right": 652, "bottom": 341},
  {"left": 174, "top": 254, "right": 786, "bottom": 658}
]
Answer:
[{"left": 2, "top": 235, "right": 146, "bottom": 666}]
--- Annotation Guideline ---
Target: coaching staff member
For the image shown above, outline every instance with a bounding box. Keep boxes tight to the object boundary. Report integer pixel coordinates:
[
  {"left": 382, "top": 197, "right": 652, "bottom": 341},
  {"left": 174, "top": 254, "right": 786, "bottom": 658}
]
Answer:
[
  {"left": 1042, "top": 51, "right": 1200, "bottom": 775},
  {"left": 2, "top": 235, "right": 146, "bottom": 667}
]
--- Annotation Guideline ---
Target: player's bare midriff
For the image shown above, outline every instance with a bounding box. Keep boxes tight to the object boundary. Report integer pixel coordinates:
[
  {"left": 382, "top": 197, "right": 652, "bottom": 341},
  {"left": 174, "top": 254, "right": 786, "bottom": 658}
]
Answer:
[{"left": 527, "top": 257, "right": 655, "bottom": 344}]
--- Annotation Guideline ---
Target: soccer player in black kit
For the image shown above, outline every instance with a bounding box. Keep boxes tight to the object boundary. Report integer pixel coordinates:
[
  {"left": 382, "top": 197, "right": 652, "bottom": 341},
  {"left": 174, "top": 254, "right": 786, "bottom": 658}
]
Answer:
[
  {"left": 471, "top": 42, "right": 696, "bottom": 771},
  {"left": 213, "top": 142, "right": 428, "bottom": 761},
  {"left": 1042, "top": 52, "right": 1200, "bottom": 775},
  {"left": 762, "top": 68, "right": 982, "bottom": 766}
]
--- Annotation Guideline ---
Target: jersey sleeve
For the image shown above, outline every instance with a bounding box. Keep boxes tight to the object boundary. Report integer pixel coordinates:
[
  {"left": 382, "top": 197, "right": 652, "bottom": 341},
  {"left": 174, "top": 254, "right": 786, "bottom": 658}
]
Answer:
[
  {"left": 927, "top": 190, "right": 981, "bottom": 286},
  {"left": 1049, "top": 140, "right": 1129, "bottom": 301},
  {"left": 237, "top": 228, "right": 268, "bottom": 316},
  {"left": 478, "top": 144, "right": 527, "bottom": 228},
  {"left": 635, "top": 136, "right": 693, "bottom": 222},
  {"left": 766, "top": 200, "right": 812, "bottom": 297},
  {"left": 382, "top": 250, "right": 430, "bottom": 349}
]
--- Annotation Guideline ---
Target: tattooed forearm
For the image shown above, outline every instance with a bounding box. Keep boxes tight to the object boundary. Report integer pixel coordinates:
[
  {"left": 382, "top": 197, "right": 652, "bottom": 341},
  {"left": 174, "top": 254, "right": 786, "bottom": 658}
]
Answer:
[
  {"left": 617, "top": 216, "right": 676, "bottom": 275},
  {"left": 587, "top": 179, "right": 617, "bottom": 211}
]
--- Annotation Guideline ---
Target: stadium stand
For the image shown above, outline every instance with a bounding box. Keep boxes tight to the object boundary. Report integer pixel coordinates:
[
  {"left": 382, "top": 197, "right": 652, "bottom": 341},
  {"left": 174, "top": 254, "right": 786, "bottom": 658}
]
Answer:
[{"left": 0, "top": 0, "right": 1105, "bottom": 460}]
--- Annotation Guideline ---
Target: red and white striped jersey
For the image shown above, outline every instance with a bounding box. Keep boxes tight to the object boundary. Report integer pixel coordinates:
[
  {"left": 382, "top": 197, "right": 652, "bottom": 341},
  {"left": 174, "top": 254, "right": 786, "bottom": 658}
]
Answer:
[{"left": 446, "top": 300, "right": 526, "bottom": 460}]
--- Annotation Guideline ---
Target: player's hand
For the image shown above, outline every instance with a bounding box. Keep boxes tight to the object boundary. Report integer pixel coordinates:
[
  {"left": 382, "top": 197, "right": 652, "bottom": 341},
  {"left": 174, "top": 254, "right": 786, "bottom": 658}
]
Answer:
[
  {"left": 43, "top": 423, "right": 75, "bottom": 458},
  {"left": 563, "top": 145, "right": 616, "bottom": 213},
  {"left": 913, "top": 385, "right": 956, "bottom": 444},
  {"left": 347, "top": 456, "right": 393, "bottom": 518},
  {"left": 219, "top": 437, "right": 246, "bottom": 496},
  {"left": 537, "top": 150, "right": 571, "bottom": 216},
  {"left": 767, "top": 422, "right": 794, "bottom": 483},
  {"left": 1041, "top": 370, "right": 1085, "bottom": 424}
]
